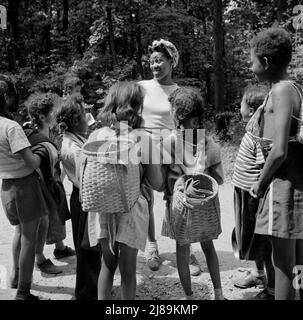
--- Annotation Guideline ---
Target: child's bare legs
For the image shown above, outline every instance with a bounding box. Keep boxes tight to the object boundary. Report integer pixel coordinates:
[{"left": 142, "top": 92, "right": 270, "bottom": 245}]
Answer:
[
  {"left": 98, "top": 239, "right": 118, "bottom": 300},
  {"left": 271, "top": 236, "right": 296, "bottom": 300},
  {"left": 200, "top": 240, "right": 224, "bottom": 300},
  {"left": 146, "top": 191, "right": 161, "bottom": 271},
  {"left": 176, "top": 242, "right": 192, "bottom": 297},
  {"left": 264, "top": 259, "right": 275, "bottom": 295},
  {"left": 119, "top": 243, "right": 138, "bottom": 300},
  {"left": 296, "top": 239, "right": 303, "bottom": 300},
  {"left": 16, "top": 218, "right": 41, "bottom": 299},
  {"left": 35, "top": 216, "right": 62, "bottom": 274},
  {"left": 10, "top": 225, "right": 21, "bottom": 288},
  {"left": 35, "top": 216, "right": 48, "bottom": 264},
  {"left": 255, "top": 259, "right": 264, "bottom": 273}
]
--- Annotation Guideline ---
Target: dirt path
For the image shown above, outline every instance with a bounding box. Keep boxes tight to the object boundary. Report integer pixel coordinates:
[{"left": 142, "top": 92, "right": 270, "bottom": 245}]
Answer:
[{"left": 0, "top": 181, "right": 259, "bottom": 300}]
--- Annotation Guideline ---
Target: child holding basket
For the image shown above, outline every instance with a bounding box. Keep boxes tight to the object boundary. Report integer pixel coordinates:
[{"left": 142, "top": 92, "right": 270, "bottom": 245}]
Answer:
[{"left": 161, "top": 87, "right": 225, "bottom": 300}]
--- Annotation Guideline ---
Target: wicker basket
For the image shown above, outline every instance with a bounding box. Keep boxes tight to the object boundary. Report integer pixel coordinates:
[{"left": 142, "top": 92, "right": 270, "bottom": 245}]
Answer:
[
  {"left": 80, "top": 138, "right": 140, "bottom": 214},
  {"left": 171, "top": 174, "right": 221, "bottom": 245}
]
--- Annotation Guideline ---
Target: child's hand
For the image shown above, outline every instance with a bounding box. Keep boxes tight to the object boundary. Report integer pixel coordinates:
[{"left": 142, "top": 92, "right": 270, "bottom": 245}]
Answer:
[
  {"left": 182, "top": 195, "right": 194, "bottom": 210},
  {"left": 249, "top": 182, "right": 261, "bottom": 198}
]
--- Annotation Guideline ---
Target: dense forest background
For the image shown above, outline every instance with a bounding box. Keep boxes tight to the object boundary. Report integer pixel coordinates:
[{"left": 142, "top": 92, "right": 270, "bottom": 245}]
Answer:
[{"left": 1, "top": 0, "right": 303, "bottom": 135}]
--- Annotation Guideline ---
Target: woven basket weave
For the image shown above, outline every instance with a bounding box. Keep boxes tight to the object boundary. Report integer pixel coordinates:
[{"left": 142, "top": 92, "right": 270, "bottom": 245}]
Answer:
[
  {"left": 171, "top": 174, "right": 221, "bottom": 245},
  {"left": 80, "top": 138, "right": 140, "bottom": 214}
]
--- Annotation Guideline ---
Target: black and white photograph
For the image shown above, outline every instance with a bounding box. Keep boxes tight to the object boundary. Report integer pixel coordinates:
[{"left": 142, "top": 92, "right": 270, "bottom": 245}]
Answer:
[{"left": 0, "top": 0, "right": 303, "bottom": 304}]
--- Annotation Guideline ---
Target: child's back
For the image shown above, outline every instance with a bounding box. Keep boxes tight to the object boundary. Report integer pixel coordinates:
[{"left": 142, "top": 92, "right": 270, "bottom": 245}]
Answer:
[{"left": 0, "top": 117, "right": 34, "bottom": 179}]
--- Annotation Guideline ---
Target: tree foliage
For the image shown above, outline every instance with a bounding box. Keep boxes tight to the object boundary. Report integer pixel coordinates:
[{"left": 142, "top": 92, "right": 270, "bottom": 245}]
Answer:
[{"left": 1, "top": 0, "right": 303, "bottom": 132}]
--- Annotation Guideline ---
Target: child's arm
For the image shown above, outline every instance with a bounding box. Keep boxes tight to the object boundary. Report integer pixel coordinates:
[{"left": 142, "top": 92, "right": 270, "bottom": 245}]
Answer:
[
  {"left": 208, "top": 162, "right": 224, "bottom": 185},
  {"left": 204, "top": 137, "right": 224, "bottom": 185},
  {"left": 251, "top": 83, "right": 294, "bottom": 197},
  {"left": 8, "top": 124, "right": 42, "bottom": 170},
  {"left": 17, "top": 148, "right": 41, "bottom": 170}
]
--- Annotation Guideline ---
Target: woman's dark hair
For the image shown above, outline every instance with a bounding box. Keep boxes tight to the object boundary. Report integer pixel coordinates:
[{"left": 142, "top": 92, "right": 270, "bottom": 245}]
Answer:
[
  {"left": 250, "top": 28, "right": 292, "bottom": 68},
  {"left": 26, "top": 92, "right": 60, "bottom": 129},
  {"left": 169, "top": 87, "right": 206, "bottom": 128},
  {"left": 243, "top": 84, "right": 268, "bottom": 111},
  {"left": 98, "top": 81, "right": 144, "bottom": 130},
  {"left": 55, "top": 93, "right": 85, "bottom": 133}
]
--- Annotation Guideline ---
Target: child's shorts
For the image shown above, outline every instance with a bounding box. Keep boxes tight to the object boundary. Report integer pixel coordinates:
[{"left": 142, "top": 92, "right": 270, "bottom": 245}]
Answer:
[
  {"left": 233, "top": 186, "right": 272, "bottom": 261},
  {"left": 88, "top": 194, "right": 149, "bottom": 252},
  {"left": 1, "top": 171, "right": 49, "bottom": 225}
]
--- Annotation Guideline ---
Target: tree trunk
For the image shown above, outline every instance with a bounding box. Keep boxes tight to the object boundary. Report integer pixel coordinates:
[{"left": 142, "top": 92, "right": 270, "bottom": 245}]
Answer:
[
  {"left": 63, "top": 0, "right": 69, "bottom": 32},
  {"left": 129, "top": 9, "right": 135, "bottom": 58},
  {"left": 7, "top": 0, "right": 20, "bottom": 70},
  {"left": 213, "top": 0, "right": 225, "bottom": 133},
  {"left": 276, "top": 0, "right": 286, "bottom": 23},
  {"left": 106, "top": 5, "right": 117, "bottom": 67},
  {"left": 135, "top": 7, "right": 144, "bottom": 78},
  {"left": 41, "top": 0, "right": 52, "bottom": 54}
]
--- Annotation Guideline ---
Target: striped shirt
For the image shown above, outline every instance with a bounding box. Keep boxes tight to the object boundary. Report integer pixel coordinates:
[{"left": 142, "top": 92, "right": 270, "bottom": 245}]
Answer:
[
  {"left": 0, "top": 117, "right": 33, "bottom": 179},
  {"left": 231, "top": 132, "right": 265, "bottom": 191}
]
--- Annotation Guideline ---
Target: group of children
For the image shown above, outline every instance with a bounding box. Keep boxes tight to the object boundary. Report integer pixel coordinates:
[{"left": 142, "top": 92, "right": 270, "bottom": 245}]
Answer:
[{"left": 0, "top": 26, "right": 302, "bottom": 301}]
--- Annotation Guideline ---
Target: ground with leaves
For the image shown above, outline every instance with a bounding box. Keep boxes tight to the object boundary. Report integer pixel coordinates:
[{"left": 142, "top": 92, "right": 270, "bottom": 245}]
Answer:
[{"left": 1, "top": 180, "right": 269, "bottom": 301}]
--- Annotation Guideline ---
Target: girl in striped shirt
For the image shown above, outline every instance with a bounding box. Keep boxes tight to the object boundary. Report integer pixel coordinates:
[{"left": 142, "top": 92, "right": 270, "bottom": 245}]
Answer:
[{"left": 232, "top": 84, "right": 275, "bottom": 300}]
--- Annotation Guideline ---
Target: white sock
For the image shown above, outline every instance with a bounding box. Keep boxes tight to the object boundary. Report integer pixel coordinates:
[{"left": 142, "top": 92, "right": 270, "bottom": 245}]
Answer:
[{"left": 214, "top": 288, "right": 224, "bottom": 300}]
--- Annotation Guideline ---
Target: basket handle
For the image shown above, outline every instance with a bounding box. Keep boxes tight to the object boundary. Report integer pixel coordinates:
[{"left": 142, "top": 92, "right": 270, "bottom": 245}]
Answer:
[
  {"left": 79, "top": 157, "right": 88, "bottom": 204},
  {"left": 113, "top": 164, "right": 130, "bottom": 213}
]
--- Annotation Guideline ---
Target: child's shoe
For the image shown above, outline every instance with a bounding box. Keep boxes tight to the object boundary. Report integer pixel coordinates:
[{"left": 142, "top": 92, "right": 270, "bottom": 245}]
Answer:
[
  {"left": 36, "top": 259, "right": 62, "bottom": 274},
  {"left": 53, "top": 246, "right": 75, "bottom": 259},
  {"left": 254, "top": 288, "right": 274, "bottom": 301},
  {"left": 15, "top": 293, "right": 39, "bottom": 300},
  {"left": 233, "top": 270, "right": 266, "bottom": 289}
]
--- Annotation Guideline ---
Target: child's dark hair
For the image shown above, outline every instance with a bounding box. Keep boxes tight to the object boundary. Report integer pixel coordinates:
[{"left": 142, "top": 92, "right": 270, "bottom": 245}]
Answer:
[
  {"left": 26, "top": 92, "right": 60, "bottom": 129},
  {"left": 63, "top": 76, "right": 82, "bottom": 96},
  {"left": 55, "top": 93, "right": 85, "bottom": 133},
  {"left": 169, "top": 87, "right": 206, "bottom": 128},
  {"left": 98, "top": 81, "right": 144, "bottom": 130},
  {"left": 250, "top": 28, "right": 292, "bottom": 68},
  {"left": 0, "top": 75, "right": 19, "bottom": 115},
  {"left": 243, "top": 84, "right": 268, "bottom": 111}
]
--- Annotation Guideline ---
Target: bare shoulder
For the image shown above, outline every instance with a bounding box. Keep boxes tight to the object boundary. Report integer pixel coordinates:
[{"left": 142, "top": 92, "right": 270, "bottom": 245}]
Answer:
[
  {"left": 272, "top": 81, "right": 292, "bottom": 95},
  {"left": 271, "top": 81, "right": 300, "bottom": 105}
]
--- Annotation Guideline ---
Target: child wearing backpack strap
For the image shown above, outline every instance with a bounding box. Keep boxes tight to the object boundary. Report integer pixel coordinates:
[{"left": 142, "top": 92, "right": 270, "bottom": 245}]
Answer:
[
  {"left": 249, "top": 28, "right": 303, "bottom": 300},
  {"left": 86, "top": 81, "right": 165, "bottom": 300},
  {"left": 24, "top": 92, "right": 74, "bottom": 275},
  {"left": 0, "top": 76, "right": 44, "bottom": 300},
  {"left": 56, "top": 94, "right": 101, "bottom": 300},
  {"left": 231, "top": 84, "right": 275, "bottom": 300}
]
